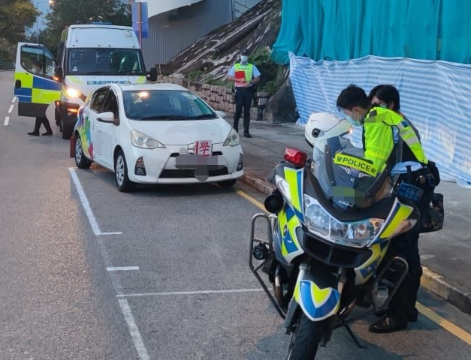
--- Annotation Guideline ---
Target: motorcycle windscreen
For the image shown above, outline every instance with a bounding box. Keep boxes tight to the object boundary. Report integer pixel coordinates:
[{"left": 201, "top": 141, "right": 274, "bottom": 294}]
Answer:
[{"left": 312, "top": 136, "right": 394, "bottom": 210}]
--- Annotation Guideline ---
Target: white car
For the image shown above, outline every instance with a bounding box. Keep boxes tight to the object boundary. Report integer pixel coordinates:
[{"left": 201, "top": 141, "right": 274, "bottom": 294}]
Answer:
[{"left": 73, "top": 83, "right": 243, "bottom": 192}]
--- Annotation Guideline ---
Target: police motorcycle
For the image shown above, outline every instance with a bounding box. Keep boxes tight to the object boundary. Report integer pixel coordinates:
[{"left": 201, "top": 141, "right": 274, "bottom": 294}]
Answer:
[{"left": 249, "top": 120, "right": 424, "bottom": 359}]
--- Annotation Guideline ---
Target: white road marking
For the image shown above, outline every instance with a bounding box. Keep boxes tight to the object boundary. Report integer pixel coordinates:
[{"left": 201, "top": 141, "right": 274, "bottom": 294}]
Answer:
[
  {"left": 118, "top": 299, "right": 150, "bottom": 360},
  {"left": 69, "top": 168, "right": 149, "bottom": 359},
  {"left": 8, "top": 104, "right": 14, "bottom": 113},
  {"left": 4, "top": 117, "right": 9, "bottom": 126},
  {"left": 117, "top": 288, "right": 264, "bottom": 298},
  {"left": 69, "top": 168, "right": 102, "bottom": 235},
  {"left": 12, "top": 97, "right": 16, "bottom": 103},
  {"left": 107, "top": 266, "right": 140, "bottom": 272},
  {"left": 68, "top": 167, "right": 121, "bottom": 236}
]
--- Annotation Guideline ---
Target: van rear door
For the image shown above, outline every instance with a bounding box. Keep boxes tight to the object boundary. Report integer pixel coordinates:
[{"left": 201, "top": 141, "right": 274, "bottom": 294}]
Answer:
[{"left": 14, "top": 43, "right": 61, "bottom": 118}]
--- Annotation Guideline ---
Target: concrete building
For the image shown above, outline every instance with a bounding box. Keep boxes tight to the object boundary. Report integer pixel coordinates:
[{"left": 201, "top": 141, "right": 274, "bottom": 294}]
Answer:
[{"left": 130, "top": 0, "right": 261, "bottom": 67}]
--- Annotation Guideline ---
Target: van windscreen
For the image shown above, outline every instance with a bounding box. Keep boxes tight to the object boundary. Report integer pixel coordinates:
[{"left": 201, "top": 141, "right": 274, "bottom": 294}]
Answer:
[{"left": 67, "top": 48, "right": 145, "bottom": 76}]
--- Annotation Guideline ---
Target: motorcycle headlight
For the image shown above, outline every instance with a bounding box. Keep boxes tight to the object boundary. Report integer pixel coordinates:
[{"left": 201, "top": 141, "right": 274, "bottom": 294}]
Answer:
[
  {"left": 223, "top": 128, "right": 240, "bottom": 147},
  {"left": 304, "top": 195, "right": 384, "bottom": 248},
  {"left": 131, "top": 130, "right": 165, "bottom": 149}
]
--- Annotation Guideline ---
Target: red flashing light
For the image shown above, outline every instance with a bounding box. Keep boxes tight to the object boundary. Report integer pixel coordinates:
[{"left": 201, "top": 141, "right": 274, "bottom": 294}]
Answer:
[{"left": 284, "top": 147, "right": 307, "bottom": 167}]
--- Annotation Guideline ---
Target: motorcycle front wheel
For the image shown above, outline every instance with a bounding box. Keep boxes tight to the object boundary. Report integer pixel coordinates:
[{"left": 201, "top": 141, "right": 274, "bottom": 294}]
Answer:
[{"left": 286, "top": 313, "right": 324, "bottom": 360}]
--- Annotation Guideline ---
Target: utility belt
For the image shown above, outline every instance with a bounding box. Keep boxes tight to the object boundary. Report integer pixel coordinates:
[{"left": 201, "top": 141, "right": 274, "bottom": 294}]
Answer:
[
  {"left": 395, "top": 161, "right": 444, "bottom": 233},
  {"left": 234, "top": 86, "right": 256, "bottom": 93}
]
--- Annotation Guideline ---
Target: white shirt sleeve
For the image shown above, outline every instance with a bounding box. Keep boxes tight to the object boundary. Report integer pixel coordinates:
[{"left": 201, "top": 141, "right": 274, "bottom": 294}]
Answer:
[
  {"left": 252, "top": 65, "right": 261, "bottom": 78},
  {"left": 227, "top": 65, "right": 236, "bottom": 77}
]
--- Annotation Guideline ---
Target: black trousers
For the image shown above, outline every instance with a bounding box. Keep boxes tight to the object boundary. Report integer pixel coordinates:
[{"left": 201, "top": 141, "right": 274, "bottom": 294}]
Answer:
[
  {"left": 385, "top": 223, "right": 422, "bottom": 321},
  {"left": 233, "top": 87, "right": 254, "bottom": 133},
  {"left": 33, "top": 116, "right": 52, "bottom": 134}
]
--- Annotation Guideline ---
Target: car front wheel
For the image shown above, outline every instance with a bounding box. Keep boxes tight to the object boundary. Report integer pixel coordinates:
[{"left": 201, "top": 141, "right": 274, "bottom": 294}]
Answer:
[
  {"left": 75, "top": 134, "right": 92, "bottom": 169},
  {"left": 218, "top": 179, "right": 237, "bottom": 189},
  {"left": 115, "top": 150, "right": 135, "bottom": 192}
]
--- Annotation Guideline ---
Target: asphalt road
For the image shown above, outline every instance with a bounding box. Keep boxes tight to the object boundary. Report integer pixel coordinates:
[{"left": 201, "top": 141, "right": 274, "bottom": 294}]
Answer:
[{"left": 1, "top": 70, "right": 471, "bottom": 359}]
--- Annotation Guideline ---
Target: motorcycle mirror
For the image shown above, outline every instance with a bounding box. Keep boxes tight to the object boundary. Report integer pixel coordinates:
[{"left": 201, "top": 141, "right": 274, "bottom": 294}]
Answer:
[
  {"left": 264, "top": 193, "right": 284, "bottom": 213},
  {"left": 284, "top": 147, "right": 307, "bottom": 167}
]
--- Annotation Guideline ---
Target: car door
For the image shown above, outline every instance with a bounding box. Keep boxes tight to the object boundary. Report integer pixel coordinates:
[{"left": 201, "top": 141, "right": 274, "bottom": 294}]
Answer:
[
  {"left": 98, "top": 90, "right": 120, "bottom": 170},
  {"left": 14, "top": 43, "right": 61, "bottom": 118},
  {"left": 88, "top": 87, "right": 110, "bottom": 165}
]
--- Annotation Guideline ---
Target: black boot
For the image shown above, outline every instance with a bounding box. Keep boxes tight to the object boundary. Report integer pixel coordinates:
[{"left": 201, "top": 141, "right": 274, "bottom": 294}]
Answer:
[
  {"left": 28, "top": 117, "right": 42, "bottom": 136},
  {"left": 41, "top": 117, "right": 53, "bottom": 135},
  {"left": 369, "top": 315, "right": 407, "bottom": 333},
  {"left": 375, "top": 307, "right": 418, "bottom": 322}
]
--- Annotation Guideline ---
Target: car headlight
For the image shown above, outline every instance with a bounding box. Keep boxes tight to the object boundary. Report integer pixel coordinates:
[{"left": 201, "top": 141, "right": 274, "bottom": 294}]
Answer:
[
  {"left": 131, "top": 130, "right": 165, "bottom": 149},
  {"left": 223, "top": 128, "right": 240, "bottom": 147},
  {"left": 304, "top": 195, "right": 384, "bottom": 248}
]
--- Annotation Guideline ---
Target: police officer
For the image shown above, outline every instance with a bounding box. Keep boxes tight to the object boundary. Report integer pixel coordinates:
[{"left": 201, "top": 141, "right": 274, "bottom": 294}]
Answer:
[
  {"left": 368, "top": 84, "right": 421, "bottom": 141},
  {"left": 336, "top": 84, "right": 433, "bottom": 333},
  {"left": 227, "top": 49, "right": 261, "bottom": 138}
]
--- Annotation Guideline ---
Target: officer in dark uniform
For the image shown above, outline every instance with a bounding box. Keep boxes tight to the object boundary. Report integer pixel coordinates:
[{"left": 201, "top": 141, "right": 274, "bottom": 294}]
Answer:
[
  {"left": 227, "top": 49, "right": 261, "bottom": 138},
  {"left": 337, "top": 84, "right": 436, "bottom": 333}
]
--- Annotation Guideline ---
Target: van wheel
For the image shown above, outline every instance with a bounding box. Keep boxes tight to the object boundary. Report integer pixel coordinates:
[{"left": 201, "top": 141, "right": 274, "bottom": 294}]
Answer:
[
  {"left": 75, "top": 135, "right": 91, "bottom": 169},
  {"left": 55, "top": 107, "right": 61, "bottom": 126},
  {"left": 115, "top": 150, "right": 135, "bottom": 192}
]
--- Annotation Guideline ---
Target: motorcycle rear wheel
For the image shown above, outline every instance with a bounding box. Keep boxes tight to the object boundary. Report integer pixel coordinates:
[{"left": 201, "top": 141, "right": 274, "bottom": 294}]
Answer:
[{"left": 286, "top": 314, "right": 324, "bottom": 360}]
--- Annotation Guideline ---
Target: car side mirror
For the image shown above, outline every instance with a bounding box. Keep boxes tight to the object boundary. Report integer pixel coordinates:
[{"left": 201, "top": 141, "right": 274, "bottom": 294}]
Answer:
[
  {"left": 53, "top": 66, "right": 63, "bottom": 82},
  {"left": 215, "top": 110, "right": 226, "bottom": 119},
  {"left": 147, "top": 67, "right": 157, "bottom": 82},
  {"left": 97, "top": 112, "right": 116, "bottom": 123}
]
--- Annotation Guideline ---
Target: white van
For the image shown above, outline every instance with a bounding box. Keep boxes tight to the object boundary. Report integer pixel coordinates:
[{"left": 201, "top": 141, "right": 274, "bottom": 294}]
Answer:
[{"left": 14, "top": 24, "right": 157, "bottom": 139}]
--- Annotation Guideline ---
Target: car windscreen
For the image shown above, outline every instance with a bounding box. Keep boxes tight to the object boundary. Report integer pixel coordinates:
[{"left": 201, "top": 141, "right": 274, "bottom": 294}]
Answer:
[
  {"left": 67, "top": 48, "right": 145, "bottom": 76},
  {"left": 123, "top": 90, "right": 218, "bottom": 121}
]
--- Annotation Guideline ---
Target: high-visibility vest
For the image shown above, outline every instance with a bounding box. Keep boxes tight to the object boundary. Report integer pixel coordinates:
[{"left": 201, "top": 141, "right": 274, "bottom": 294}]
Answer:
[
  {"left": 234, "top": 63, "right": 254, "bottom": 87},
  {"left": 363, "top": 107, "right": 428, "bottom": 172}
]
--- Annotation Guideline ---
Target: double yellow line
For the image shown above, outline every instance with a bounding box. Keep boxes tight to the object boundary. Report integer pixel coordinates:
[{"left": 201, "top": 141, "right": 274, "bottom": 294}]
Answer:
[{"left": 236, "top": 189, "right": 471, "bottom": 346}]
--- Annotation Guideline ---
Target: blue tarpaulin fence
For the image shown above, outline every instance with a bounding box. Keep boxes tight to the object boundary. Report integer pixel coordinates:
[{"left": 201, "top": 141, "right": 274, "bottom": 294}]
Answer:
[
  {"left": 289, "top": 53, "right": 471, "bottom": 186},
  {"left": 272, "top": 0, "right": 471, "bottom": 65}
]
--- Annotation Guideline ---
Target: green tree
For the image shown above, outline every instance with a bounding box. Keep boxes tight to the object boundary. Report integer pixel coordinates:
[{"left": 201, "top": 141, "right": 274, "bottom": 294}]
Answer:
[{"left": 0, "top": 0, "right": 38, "bottom": 44}]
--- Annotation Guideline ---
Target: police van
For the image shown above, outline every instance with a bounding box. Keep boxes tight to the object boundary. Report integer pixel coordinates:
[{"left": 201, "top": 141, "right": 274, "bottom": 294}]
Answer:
[{"left": 14, "top": 24, "right": 157, "bottom": 139}]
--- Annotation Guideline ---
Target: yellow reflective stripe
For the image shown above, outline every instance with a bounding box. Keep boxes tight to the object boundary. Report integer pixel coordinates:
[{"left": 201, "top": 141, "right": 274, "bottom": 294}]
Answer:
[
  {"left": 285, "top": 168, "right": 302, "bottom": 215},
  {"left": 294, "top": 281, "right": 301, "bottom": 302},
  {"left": 31, "top": 88, "right": 61, "bottom": 104},
  {"left": 311, "top": 282, "right": 332, "bottom": 305},
  {"left": 279, "top": 210, "right": 289, "bottom": 257},
  {"left": 381, "top": 203, "right": 413, "bottom": 238},
  {"left": 333, "top": 153, "right": 378, "bottom": 176},
  {"left": 15, "top": 72, "right": 33, "bottom": 88}
]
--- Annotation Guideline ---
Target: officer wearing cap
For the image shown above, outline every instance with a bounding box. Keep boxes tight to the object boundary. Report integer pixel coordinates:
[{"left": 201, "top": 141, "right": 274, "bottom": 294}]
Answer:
[{"left": 227, "top": 49, "right": 261, "bottom": 138}]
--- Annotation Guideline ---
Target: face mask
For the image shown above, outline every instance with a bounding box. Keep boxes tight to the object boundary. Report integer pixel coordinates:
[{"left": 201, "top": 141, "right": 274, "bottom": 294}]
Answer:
[
  {"left": 345, "top": 115, "right": 360, "bottom": 126},
  {"left": 379, "top": 103, "right": 388, "bottom": 109},
  {"left": 240, "top": 55, "right": 248, "bottom": 63}
]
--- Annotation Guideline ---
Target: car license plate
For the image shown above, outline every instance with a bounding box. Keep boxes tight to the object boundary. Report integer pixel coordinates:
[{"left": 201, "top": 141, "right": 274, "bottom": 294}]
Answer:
[{"left": 195, "top": 140, "right": 212, "bottom": 156}]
